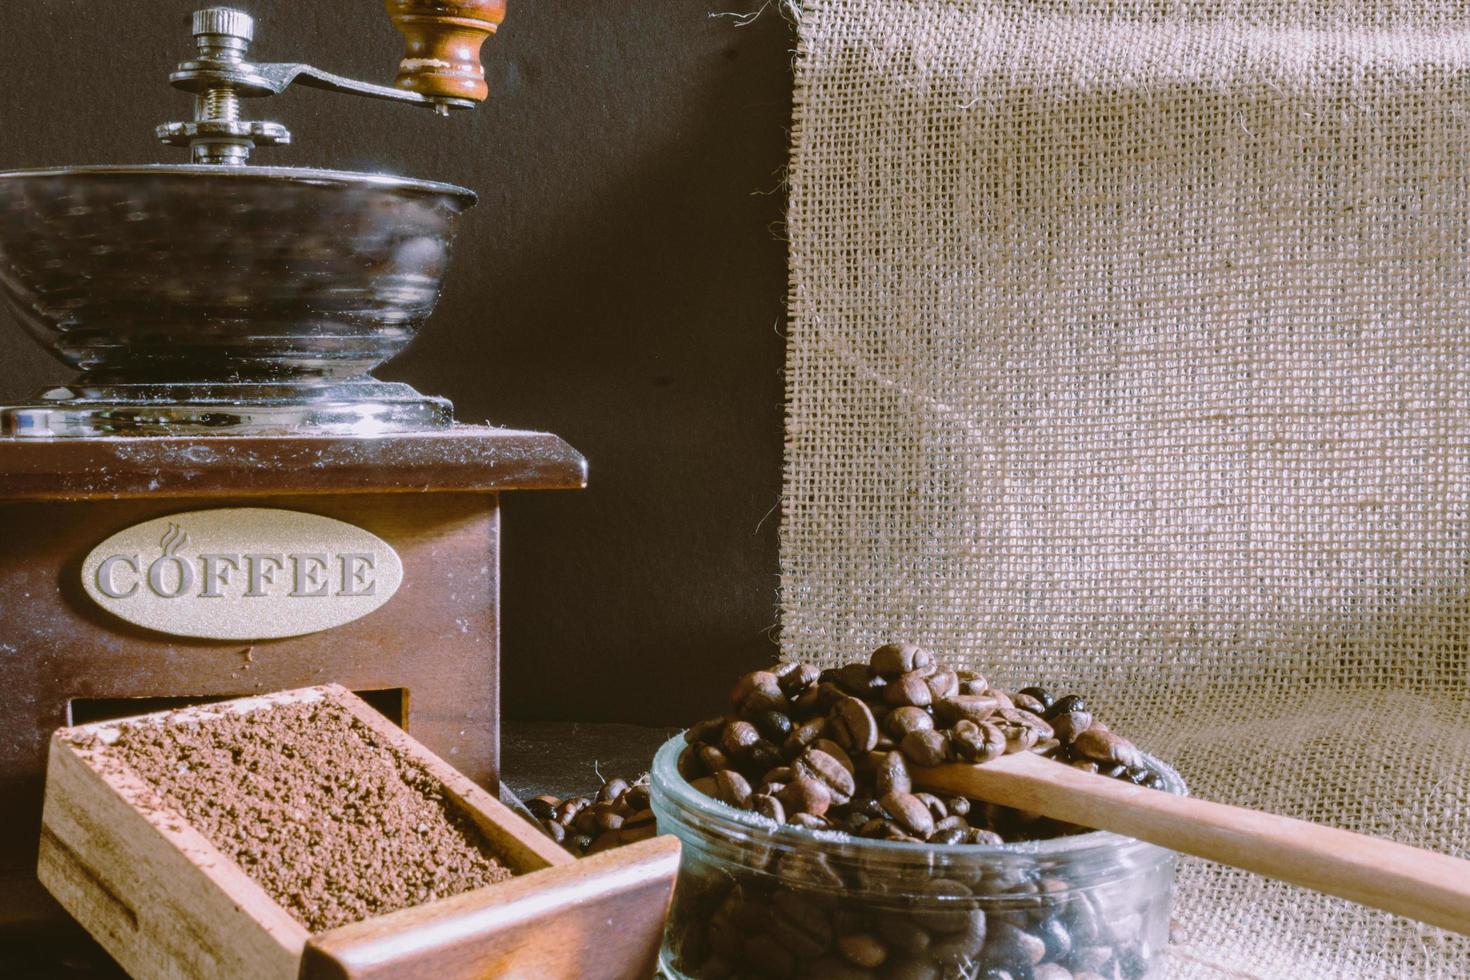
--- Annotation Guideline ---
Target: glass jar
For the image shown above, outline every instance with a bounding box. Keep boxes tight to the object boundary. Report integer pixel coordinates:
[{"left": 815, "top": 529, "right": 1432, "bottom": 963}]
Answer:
[{"left": 650, "top": 733, "right": 1184, "bottom": 979}]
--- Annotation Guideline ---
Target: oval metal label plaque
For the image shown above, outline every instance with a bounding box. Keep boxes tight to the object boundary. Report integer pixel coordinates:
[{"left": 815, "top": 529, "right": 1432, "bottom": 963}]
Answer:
[{"left": 81, "top": 508, "right": 403, "bottom": 641}]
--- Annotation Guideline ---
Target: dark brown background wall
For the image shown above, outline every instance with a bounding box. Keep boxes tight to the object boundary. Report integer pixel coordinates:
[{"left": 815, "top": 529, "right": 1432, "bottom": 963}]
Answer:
[{"left": 0, "top": 1, "right": 792, "bottom": 725}]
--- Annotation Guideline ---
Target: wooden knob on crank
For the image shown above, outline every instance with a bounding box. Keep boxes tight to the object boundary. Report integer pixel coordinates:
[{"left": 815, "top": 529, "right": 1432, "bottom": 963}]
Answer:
[{"left": 386, "top": 0, "right": 507, "bottom": 103}]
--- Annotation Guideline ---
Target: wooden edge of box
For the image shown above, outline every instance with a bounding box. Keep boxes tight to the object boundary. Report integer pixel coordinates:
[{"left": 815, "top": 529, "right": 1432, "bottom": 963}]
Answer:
[
  {"left": 0, "top": 427, "right": 589, "bottom": 501},
  {"left": 39, "top": 682, "right": 617, "bottom": 980},
  {"left": 299, "top": 834, "right": 682, "bottom": 980},
  {"left": 41, "top": 710, "right": 314, "bottom": 980}
]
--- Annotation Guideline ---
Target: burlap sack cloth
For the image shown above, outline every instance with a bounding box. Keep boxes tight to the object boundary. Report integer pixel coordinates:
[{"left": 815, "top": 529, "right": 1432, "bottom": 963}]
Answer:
[{"left": 781, "top": 1, "right": 1470, "bottom": 976}]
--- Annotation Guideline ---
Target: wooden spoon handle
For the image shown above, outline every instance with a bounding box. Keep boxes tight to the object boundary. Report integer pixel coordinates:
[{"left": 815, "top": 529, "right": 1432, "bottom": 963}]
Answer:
[{"left": 914, "top": 752, "right": 1470, "bottom": 936}]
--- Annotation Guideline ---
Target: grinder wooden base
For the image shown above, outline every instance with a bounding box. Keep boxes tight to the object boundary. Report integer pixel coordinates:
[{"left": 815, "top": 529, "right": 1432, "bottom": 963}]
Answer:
[
  {"left": 0, "top": 427, "right": 586, "bottom": 927},
  {"left": 40, "top": 684, "right": 679, "bottom": 980}
]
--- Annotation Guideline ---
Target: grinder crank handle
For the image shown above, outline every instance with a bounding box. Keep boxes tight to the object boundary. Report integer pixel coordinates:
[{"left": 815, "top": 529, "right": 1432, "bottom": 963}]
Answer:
[
  {"left": 913, "top": 751, "right": 1470, "bottom": 936},
  {"left": 385, "top": 0, "right": 507, "bottom": 103}
]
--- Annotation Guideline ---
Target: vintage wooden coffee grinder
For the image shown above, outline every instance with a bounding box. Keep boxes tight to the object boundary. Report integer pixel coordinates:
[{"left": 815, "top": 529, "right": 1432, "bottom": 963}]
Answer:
[{"left": 0, "top": 3, "right": 583, "bottom": 930}]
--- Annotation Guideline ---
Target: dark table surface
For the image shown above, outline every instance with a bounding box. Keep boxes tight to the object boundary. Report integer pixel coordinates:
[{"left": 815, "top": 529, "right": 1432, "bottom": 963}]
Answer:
[{"left": 1, "top": 722, "right": 674, "bottom": 978}]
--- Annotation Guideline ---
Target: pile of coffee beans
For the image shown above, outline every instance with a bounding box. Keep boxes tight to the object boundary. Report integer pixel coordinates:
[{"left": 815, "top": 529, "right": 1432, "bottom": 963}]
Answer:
[
  {"left": 523, "top": 646, "right": 1176, "bottom": 978},
  {"left": 678, "top": 644, "right": 1164, "bottom": 844},
  {"left": 524, "top": 775, "right": 658, "bottom": 856}
]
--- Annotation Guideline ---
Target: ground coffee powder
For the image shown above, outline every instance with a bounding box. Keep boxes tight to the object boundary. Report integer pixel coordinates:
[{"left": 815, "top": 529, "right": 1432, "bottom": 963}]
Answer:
[{"left": 100, "top": 698, "right": 513, "bottom": 933}]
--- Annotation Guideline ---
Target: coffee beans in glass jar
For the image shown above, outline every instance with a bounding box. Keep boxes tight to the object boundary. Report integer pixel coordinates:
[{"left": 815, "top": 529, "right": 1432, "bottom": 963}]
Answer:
[
  {"left": 648, "top": 645, "right": 1184, "bottom": 979},
  {"left": 675, "top": 646, "right": 1167, "bottom": 845}
]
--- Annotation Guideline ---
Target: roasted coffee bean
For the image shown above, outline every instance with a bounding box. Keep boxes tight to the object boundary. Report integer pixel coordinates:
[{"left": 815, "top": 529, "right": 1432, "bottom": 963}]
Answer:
[
  {"left": 785, "top": 717, "right": 829, "bottom": 757},
  {"left": 1051, "top": 709, "right": 1093, "bottom": 743},
  {"left": 1017, "top": 686, "right": 1054, "bottom": 709},
  {"left": 750, "top": 739, "right": 786, "bottom": 775},
  {"left": 926, "top": 826, "right": 966, "bottom": 845},
  {"left": 812, "top": 738, "right": 855, "bottom": 774},
  {"left": 780, "top": 776, "right": 833, "bottom": 816},
  {"left": 925, "top": 669, "right": 959, "bottom": 699},
  {"left": 555, "top": 797, "right": 589, "bottom": 824},
  {"left": 699, "top": 744, "right": 733, "bottom": 773},
  {"left": 539, "top": 817, "right": 565, "bottom": 843},
  {"left": 625, "top": 784, "right": 651, "bottom": 811},
  {"left": 884, "top": 670, "right": 935, "bottom": 708},
  {"left": 952, "top": 719, "right": 1007, "bottom": 763},
  {"left": 1073, "top": 727, "right": 1142, "bottom": 768},
  {"left": 775, "top": 660, "right": 822, "bottom": 695},
  {"left": 945, "top": 796, "right": 970, "bottom": 817},
  {"left": 876, "top": 916, "right": 932, "bottom": 955},
  {"left": 837, "top": 932, "right": 889, "bottom": 969},
  {"left": 967, "top": 827, "right": 1005, "bottom": 845},
  {"left": 752, "top": 793, "right": 786, "bottom": 823},
  {"left": 753, "top": 709, "right": 795, "bottom": 742},
  {"left": 720, "top": 720, "right": 762, "bottom": 758},
  {"left": 678, "top": 744, "right": 706, "bottom": 780},
  {"left": 994, "top": 711, "right": 1045, "bottom": 753},
  {"left": 870, "top": 642, "right": 934, "bottom": 678},
  {"left": 795, "top": 748, "right": 857, "bottom": 805},
  {"left": 981, "top": 921, "right": 1047, "bottom": 970},
  {"left": 833, "top": 661, "right": 882, "bottom": 696},
  {"left": 790, "top": 811, "right": 835, "bottom": 830},
  {"left": 526, "top": 794, "right": 558, "bottom": 820},
  {"left": 1032, "top": 737, "right": 1063, "bottom": 757},
  {"left": 929, "top": 914, "right": 987, "bottom": 969},
  {"left": 858, "top": 817, "right": 899, "bottom": 838},
  {"left": 732, "top": 670, "right": 788, "bottom": 716},
  {"left": 899, "top": 729, "right": 951, "bottom": 767},
  {"left": 596, "top": 777, "right": 629, "bottom": 803},
  {"left": 910, "top": 878, "right": 976, "bottom": 932},
  {"left": 1042, "top": 694, "right": 1085, "bottom": 721},
  {"left": 934, "top": 694, "right": 1000, "bottom": 726},
  {"left": 689, "top": 775, "right": 719, "bottom": 797},
  {"left": 791, "top": 681, "right": 835, "bottom": 718},
  {"left": 830, "top": 696, "right": 880, "bottom": 753},
  {"left": 1035, "top": 914, "right": 1072, "bottom": 961},
  {"left": 874, "top": 751, "right": 912, "bottom": 796},
  {"left": 932, "top": 814, "right": 967, "bottom": 833},
  {"left": 1012, "top": 692, "right": 1046, "bottom": 715},
  {"left": 687, "top": 715, "right": 727, "bottom": 744},
  {"left": 776, "top": 850, "right": 845, "bottom": 889},
  {"left": 885, "top": 705, "right": 936, "bottom": 740},
  {"left": 714, "top": 769, "right": 754, "bottom": 809},
  {"left": 770, "top": 888, "right": 835, "bottom": 958},
  {"left": 914, "top": 792, "right": 948, "bottom": 820},
  {"left": 880, "top": 790, "right": 936, "bottom": 838},
  {"left": 763, "top": 765, "right": 797, "bottom": 785}
]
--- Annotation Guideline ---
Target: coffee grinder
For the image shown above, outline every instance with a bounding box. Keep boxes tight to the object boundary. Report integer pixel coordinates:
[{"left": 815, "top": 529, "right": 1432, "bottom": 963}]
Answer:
[{"left": 0, "top": 2, "right": 585, "bottom": 928}]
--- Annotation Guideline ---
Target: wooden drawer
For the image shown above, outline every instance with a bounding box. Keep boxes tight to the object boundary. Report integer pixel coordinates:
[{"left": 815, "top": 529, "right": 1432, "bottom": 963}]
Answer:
[{"left": 39, "top": 684, "right": 678, "bottom": 980}]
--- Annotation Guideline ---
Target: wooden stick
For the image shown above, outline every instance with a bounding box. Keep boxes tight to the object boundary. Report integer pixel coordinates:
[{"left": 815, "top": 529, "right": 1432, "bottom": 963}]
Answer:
[{"left": 912, "top": 752, "right": 1470, "bottom": 936}]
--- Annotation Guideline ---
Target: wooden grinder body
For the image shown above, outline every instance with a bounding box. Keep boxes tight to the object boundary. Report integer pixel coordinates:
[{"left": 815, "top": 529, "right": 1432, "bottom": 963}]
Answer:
[{"left": 0, "top": 428, "right": 586, "bottom": 929}]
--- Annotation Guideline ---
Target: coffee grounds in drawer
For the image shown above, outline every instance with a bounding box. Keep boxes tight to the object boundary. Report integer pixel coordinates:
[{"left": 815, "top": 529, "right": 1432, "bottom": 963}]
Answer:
[{"left": 102, "top": 698, "right": 513, "bottom": 933}]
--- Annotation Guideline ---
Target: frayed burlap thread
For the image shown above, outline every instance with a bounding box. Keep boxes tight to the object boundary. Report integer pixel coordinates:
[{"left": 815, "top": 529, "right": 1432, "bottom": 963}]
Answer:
[{"left": 782, "top": 2, "right": 1470, "bottom": 977}]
